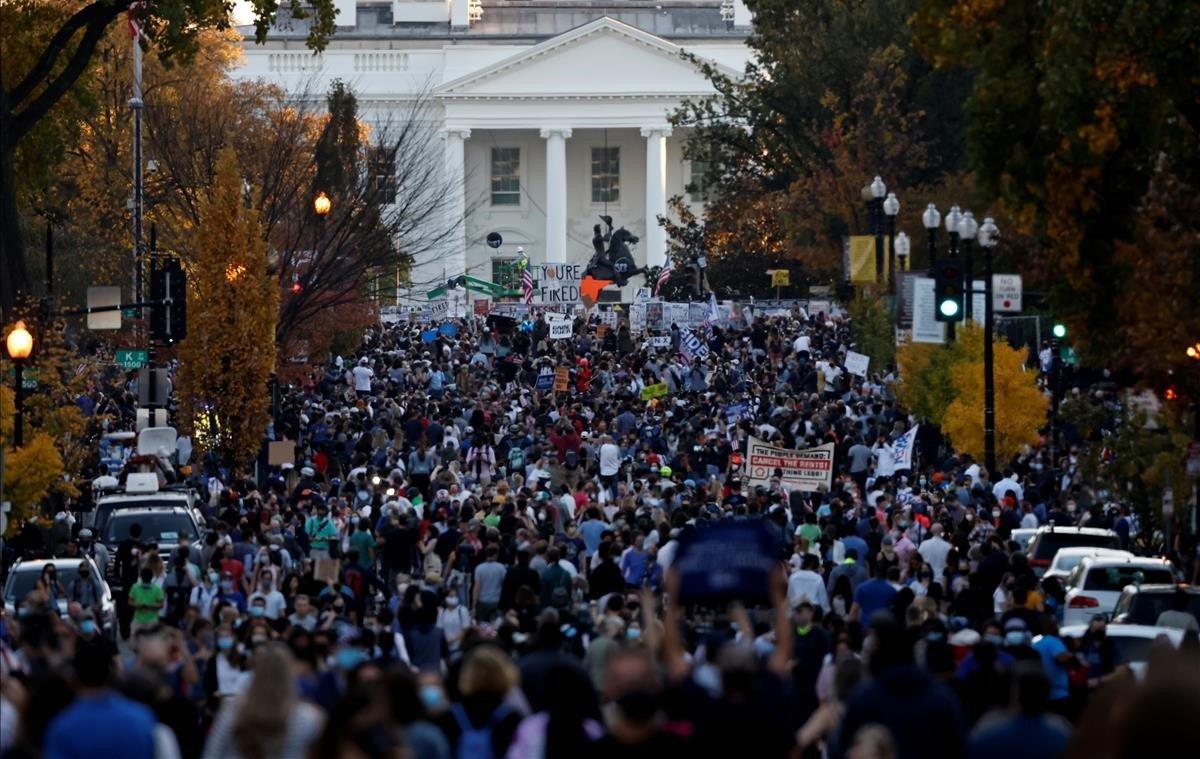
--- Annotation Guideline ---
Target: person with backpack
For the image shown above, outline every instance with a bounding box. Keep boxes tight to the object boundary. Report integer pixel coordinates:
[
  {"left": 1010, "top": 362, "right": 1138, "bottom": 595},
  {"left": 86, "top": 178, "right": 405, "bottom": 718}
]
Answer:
[
  {"left": 437, "top": 646, "right": 523, "bottom": 759},
  {"left": 540, "top": 547, "right": 574, "bottom": 612}
]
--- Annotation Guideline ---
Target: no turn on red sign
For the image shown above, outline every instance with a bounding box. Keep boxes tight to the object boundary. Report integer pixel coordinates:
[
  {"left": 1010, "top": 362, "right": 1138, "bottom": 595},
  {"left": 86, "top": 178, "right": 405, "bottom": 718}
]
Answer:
[{"left": 992, "top": 274, "right": 1022, "bottom": 313}]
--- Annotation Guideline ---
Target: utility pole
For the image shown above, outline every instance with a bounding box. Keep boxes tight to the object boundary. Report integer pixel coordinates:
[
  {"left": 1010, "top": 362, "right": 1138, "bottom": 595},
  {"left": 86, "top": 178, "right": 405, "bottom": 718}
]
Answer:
[{"left": 130, "top": 16, "right": 146, "bottom": 338}]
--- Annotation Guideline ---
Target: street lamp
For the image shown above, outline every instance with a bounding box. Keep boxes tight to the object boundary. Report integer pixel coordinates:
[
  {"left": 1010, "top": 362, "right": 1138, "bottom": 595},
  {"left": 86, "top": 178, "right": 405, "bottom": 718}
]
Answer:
[
  {"left": 957, "top": 211, "right": 979, "bottom": 320},
  {"left": 5, "top": 321, "right": 33, "bottom": 448},
  {"left": 978, "top": 216, "right": 999, "bottom": 475},
  {"left": 866, "top": 177, "right": 887, "bottom": 286},
  {"left": 944, "top": 205, "right": 963, "bottom": 257},
  {"left": 313, "top": 191, "right": 331, "bottom": 217},
  {"left": 894, "top": 231, "right": 910, "bottom": 272},
  {"left": 883, "top": 192, "right": 900, "bottom": 292},
  {"left": 922, "top": 203, "right": 941, "bottom": 264}
]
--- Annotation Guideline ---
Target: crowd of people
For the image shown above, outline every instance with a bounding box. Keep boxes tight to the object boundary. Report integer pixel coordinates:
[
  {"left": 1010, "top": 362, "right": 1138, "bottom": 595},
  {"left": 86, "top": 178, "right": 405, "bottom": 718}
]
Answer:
[{"left": 2, "top": 302, "right": 1199, "bottom": 759}]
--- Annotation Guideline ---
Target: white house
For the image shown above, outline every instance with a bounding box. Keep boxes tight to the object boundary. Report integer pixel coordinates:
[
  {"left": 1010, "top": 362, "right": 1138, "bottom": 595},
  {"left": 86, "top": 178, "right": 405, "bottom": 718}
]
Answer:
[{"left": 233, "top": 2, "right": 753, "bottom": 302}]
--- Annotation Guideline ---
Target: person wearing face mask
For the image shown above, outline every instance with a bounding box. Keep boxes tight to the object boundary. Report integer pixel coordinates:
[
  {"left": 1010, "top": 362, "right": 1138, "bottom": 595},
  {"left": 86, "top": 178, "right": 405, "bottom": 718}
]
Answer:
[
  {"left": 437, "top": 589, "right": 470, "bottom": 654},
  {"left": 190, "top": 570, "right": 220, "bottom": 619},
  {"left": 216, "top": 571, "right": 247, "bottom": 614},
  {"left": 248, "top": 571, "right": 287, "bottom": 620},
  {"left": 205, "top": 624, "right": 248, "bottom": 700}
]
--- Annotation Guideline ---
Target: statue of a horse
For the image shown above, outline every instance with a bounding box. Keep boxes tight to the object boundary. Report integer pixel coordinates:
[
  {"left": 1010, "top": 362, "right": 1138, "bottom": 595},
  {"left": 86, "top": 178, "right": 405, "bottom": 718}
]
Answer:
[{"left": 585, "top": 220, "right": 646, "bottom": 287}]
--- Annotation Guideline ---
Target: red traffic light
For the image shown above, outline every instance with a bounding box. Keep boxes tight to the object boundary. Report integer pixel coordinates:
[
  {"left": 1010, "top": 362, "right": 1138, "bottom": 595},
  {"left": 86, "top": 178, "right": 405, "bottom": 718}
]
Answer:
[
  {"left": 291, "top": 282, "right": 302, "bottom": 294},
  {"left": 1165, "top": 387, "right": 1179, "bottom": 401}
]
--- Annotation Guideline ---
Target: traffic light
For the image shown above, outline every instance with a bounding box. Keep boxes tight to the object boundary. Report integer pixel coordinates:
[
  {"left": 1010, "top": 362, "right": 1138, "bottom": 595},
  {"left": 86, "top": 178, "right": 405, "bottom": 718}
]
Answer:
[
  {"left": 150, "top": 256, "right": 187, "bottom": 345},
  {"left": 933, "top": 259, "right": 962, "bottom": 322},
  {"left": 1052, "top": 322, "right": 1068, "bottom": 339}
]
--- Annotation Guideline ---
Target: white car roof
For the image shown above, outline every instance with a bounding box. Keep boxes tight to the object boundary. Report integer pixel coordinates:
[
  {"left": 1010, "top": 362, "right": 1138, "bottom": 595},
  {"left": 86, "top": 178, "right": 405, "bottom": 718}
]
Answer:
[
  {"left": 1036, "top": 526, "right": 1118, "bottom": 536},
  {"left": 1077, "top": 556, "right": 1172, "bottom": 570},
  {"left": 1059, "top": 624, "right": 1184, "bottom": 646}
]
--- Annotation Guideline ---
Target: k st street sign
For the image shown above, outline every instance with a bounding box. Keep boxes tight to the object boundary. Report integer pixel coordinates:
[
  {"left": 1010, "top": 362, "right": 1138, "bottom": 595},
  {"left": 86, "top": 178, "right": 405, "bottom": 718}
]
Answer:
[{"left": 115, "top": 349, "right": 149, "bottom": 369}]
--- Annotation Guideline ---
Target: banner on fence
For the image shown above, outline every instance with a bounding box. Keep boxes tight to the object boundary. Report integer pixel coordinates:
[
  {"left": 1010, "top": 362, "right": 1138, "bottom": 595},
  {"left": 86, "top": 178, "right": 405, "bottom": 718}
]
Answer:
[{"left": 745, "top": 437, "right": 834, "bottom": 492}]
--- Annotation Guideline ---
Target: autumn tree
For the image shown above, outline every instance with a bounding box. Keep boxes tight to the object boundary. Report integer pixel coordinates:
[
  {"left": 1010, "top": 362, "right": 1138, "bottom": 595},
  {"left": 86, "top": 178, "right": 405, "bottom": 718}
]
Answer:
[
  {"left": 0, "top": 0, "right": 337, "bottom": 316},
  {"left": 940, "top": 324, "right": 1047, "bottom": 463},
  {"left": 671, "top": 0, "right": 971, "bottom": 280},
  {"left": 912, "top": 0, "right": 1200, "bottom": 380},
  {"left": 848, "top": 292, "right": 895, "bottom": 374},
  {"left": 175, "top": 149, "right": 277, "bottom": 469}
]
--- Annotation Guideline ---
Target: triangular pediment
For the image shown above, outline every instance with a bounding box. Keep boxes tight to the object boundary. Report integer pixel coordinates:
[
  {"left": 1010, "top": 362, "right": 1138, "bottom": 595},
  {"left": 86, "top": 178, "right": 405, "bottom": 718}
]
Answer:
[{"left": 438, "top": 17, "right": 736, "bottom": 98}]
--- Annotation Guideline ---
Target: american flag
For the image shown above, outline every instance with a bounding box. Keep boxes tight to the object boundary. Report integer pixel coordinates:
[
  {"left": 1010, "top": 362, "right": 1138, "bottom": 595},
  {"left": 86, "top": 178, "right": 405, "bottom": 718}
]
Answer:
[
  {"left": 522, "top": 265, "right": 534, "bottom": 304},
  {"left": 655, "top": 265, "right": 672, "bottom": 295}
]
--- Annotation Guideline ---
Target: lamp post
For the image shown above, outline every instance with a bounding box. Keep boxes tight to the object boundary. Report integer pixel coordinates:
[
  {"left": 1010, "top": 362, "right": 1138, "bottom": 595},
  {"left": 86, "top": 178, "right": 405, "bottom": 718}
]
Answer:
[
  {"left": 978, "top": 217, "right": 999, "bottom": 475},
  {"left": 922, "top": 204, "right": 941, "bottom": 267},
  {"left": 869, "top": 176, "right": 887, "bottom": 286},
  {"left": 894, "top": 231, "right": 910, "bottom": 272},
  {"left": 943, "top": 205, "right": 963, "bottom": 340},
  {"left": 957, "top": 211, "right": 978, "bottom": 321},
  {"left": 5, "top": 321, "right": 34, "bottom": 448},
  {"left": 883, "top": 192, "right": 899, "bottom": 292}
]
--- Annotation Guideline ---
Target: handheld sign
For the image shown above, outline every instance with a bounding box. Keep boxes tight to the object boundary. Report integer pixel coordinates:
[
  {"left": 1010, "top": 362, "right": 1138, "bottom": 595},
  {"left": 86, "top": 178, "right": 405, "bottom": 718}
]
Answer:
[
  {"left": 554, "top": 367, "right": 570, "bottom": 392},
  {"left": 673, "top": 521, "right": 777, "bottom": 605}
]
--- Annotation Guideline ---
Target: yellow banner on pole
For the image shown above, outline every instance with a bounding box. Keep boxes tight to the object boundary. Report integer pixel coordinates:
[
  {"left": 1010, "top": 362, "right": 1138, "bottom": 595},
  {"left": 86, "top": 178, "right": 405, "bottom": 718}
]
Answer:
[
  {"left": 770, "top": 269, "right": 790, "bottom": 287},
  {"left": 848, "top": 235, "right": 892, "bottom": 284}
]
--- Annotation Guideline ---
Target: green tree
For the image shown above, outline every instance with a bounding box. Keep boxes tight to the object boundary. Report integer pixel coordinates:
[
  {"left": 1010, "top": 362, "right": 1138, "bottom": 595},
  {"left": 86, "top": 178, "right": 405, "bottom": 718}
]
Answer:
[
  {"left": 175, "top": 149, "right": 277, "bottom": 469},
  {"left": 848, "top": 292, "right": 895, "bottom": 374},
  {"left": 912, "top": 0, "right": 1200, "bottom": 381},
  {"left": 1, "top": 0, "right": 337, "bottom": 316}
]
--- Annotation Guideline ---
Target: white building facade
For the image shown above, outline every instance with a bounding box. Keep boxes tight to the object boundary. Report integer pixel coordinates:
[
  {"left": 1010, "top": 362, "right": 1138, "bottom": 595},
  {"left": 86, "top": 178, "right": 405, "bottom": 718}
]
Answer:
[{"left": 234, "top": 2, "right": 752, "bottom": 301}]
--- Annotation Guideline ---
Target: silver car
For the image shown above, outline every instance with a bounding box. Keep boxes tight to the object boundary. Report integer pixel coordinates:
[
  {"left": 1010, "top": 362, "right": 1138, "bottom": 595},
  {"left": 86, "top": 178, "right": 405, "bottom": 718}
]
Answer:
[{"left": 3, "top": 556, "right": 116, "bottom": 639}]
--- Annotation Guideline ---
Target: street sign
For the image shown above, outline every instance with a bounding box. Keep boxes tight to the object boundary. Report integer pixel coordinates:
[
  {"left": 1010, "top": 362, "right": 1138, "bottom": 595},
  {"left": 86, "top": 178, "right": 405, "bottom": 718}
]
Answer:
[
  {"left": 911, "top": 277, "right": 946, "bottom": 344},
  {"left": 86, "top": 287, "right": 123, "bottom": 330},
  {"left": 993, "top": 274, "right": 1022, "bottom": 313},
  {"left": 4, "top": 368, "right": 38, "bottom": 390},
  {"left": 1060, "top": 346, "right": 1078, "bottom": 366},
  {"left": 115, "top": 349, "right": 149, "bottom": 370}
]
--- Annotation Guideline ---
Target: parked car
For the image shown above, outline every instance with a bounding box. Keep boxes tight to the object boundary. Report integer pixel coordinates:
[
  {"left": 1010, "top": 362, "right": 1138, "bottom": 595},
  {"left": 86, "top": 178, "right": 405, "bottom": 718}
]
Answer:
[
  {"left": 1110, "top": 584, "right": 1200, "bottom": 629},
  {"left": 1057, "top": 623, "right": 1183, "bottom": 681},
  {"left": 3, "top": 557, "right": 117, "bottom": 639},
  {"left": 1010, "top": 528, "right": 1039, "bottom": 553},
  {"left": 88, "top": 473, "right": 203, "bottom": 537},
  {"left": 1044, "top": 547, "right": 1134, "bottom": 581},
  {"left": 1026, "top": 526, "right": 1120, "bottom": 576},
  {"left": 102, "top": 507, "right": 203, "bottom": 587},
  {"left": 1062, "top": 556, "right": 1176, "bottom": 626}
]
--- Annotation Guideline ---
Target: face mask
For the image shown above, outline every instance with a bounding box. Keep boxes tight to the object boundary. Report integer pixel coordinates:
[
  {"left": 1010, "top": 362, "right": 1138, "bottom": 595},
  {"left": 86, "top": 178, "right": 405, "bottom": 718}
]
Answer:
[
  {"left": 80, "top": 620, "right": 97, "bottom": 636},
  {"left": 446, "top": 597, "right": 459, "bottom": 608},
  {"left": 992, "top": 510, "right": 1001, "bottom": 519},
  {"left": 221, "top": 581, "right": 234, "bottom": 592},
  {"left": 627, "top": 627, "right": 641, "bottom": 640},
  {"left": 965, "top": 513, "right": 974, "bottom": 522},
  {"left": 208, "top": 572, "right": 219, "bottom": 583},
  {"left": 250, "top": 606, "right": 265, "bottom": 617},
  {"left": 420, "top": 684, "right": 447, "bottom": 711},
  {"left": 1004, "top": 631, "right": 1026, "bottom": 647},
  {"left": 251, "top": 633, "right": 268, "bottom": 644},
  {"left": 217, "top": 636, "right": 235, "bottom": 651},
  {"left": 984, "top": 633, "right": 1003, "bottom": 646}
]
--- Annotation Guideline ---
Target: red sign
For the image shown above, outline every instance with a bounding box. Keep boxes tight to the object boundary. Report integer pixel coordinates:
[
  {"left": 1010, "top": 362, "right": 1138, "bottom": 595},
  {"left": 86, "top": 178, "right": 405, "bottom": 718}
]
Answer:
[{"left": 474, "top": 299, "right": 490, "bottom": 316}]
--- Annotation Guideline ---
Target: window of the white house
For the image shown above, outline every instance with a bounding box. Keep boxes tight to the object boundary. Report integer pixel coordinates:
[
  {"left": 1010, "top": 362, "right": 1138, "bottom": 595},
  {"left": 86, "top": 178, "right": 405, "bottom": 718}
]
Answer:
[
  {"left": 591, "top": 147, "right": 620, "bottom": 204},
  {"left": 490, "top": 148, "right": 521, "bottom": 206},
  {"left": 492, "top": 258, "right": 521, "bottom": 291},
  {"left": 368, "top": 146, "right": 397, "bottom": 205},
  {"left": 688, "top": 159, "right": 711, "bottom": 202}
]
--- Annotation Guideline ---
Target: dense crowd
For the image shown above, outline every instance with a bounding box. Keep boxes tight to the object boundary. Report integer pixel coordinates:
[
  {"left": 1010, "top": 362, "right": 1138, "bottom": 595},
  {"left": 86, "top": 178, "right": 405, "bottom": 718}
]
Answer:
[{"left": 2, "top": 304, "right": 1199, "bottom": 759}]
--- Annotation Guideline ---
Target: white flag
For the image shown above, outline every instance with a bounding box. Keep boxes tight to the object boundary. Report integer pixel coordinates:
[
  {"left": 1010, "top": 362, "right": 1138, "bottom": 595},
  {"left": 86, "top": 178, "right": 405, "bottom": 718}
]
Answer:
[{"left": 894, "top": 424, "right": 919, "bottom": 471}]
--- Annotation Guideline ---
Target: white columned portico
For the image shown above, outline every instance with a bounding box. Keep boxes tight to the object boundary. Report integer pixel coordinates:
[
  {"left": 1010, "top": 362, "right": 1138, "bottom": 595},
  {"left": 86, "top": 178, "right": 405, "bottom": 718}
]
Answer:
[
  {"left": 444, "top": 127, "right": 471, "bottom": 277},
  {"left": 540, "top": 127, "right": 572, "bottom": 262},
  {"left": 641, "top": 126, "right": 671, "bottom": 267}
]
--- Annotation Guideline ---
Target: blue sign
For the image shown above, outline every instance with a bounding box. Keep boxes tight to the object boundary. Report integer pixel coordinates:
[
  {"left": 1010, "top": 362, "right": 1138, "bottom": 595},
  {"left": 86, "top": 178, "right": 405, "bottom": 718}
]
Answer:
[
  {"left": 724, "top": 401, "right": 751, "bottom": 423},
  {"left": 534, "top": 371, "right": 554, "bottom": 391},
  {"left": 438, "top": 323, "right": 459, "bottom": 337},
  {"left": 420, "top": 329, "right": 439, "bottom": 343},
  {"left": 679, "top": 328, "right": 710, "bottom": 362},
  {"left": 673, "top": 521, "right": 777, "bottom": 605}
]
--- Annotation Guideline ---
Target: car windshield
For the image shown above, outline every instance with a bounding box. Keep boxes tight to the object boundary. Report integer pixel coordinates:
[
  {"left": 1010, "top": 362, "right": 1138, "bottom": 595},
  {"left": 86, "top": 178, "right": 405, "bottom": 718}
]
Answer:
[
  {"left": 95, "top": 498, "right": 189, "bottom": 531},
  {"left": 1033, "top": 533, "right": 1118, "bottom": 560},
  {"left": 1109, "top": 635, "right": 1170, "bottom": 665},
  {"left": 1084, "top": 567, "right": 1174, "bottom": 591},
  {"left": 4, "top": 566, "right": 82, "bottom": 602},
  {"left": 1129, "top": 592, "right": 1200, "bottom": 625},
  {"left": 105, "top": 513, "right": 197, "bottom": 544}
]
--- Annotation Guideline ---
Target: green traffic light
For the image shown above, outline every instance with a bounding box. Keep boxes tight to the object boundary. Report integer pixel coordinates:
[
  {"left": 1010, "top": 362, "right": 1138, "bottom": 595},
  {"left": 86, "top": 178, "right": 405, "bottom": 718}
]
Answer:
[
  {"left": 1052, "top": 323, "right": 1067, "bottom": 339},
  {"left": 939, "top": 299, "right": 960, "bottom": 318}
]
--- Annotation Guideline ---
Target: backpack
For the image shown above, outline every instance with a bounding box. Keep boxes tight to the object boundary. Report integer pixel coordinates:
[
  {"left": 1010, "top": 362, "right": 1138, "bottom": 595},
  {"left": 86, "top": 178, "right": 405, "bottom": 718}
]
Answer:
[
  {"left": 342, "top": 566, "right": 364, "bottom": 598},
  {"left": 564, "top": 449, "right": 579, "bottom": 470},
  {"left": 508, "top": 445, "right": 526, "bottom": 473},
  {"left": 450, "top": 702, "right": 514, "bottom": 759},
  {"left": 544, "top": 565, "right": 572, "bottom": 610}
]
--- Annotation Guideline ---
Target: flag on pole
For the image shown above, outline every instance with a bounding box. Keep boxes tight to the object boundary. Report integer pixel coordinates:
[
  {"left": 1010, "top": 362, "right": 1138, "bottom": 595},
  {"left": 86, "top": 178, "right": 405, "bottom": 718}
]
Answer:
[
  {"left": 521, "top": 260, "right": 534, "bottom": 304},
  {"left": 655, "top": 265, "right": 672, "bottom": 295},
  {"left": 893, "top": 424, "right": 919, "bottom": 471}
]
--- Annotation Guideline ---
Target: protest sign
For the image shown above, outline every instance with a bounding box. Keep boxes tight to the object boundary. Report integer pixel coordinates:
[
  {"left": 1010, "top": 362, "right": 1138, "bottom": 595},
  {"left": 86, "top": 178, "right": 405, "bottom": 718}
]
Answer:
[
  {"left": 554, "top": 367, "right": 570, "bottom": 392},
  {"left": 689, "top": 302, "right": 708, "bottom": 328},
  {"left": 664, "top": 302, "right": 689, "bottom": 328},
  {"left": 268, "top": 440, "right": 295, "bottom": 467},
  {"left": 894, "top": 424, "right": 919, "bottom": 471},
  {"left": 420, "top": 329, "right": 439, "bottom": 343},
  {"left": 746, "top": 437, "right": 834, "bottom": 492},
  {"left": 645, "top": 301, "right": 664, "bottom": 332},
  {"left": 724, "top": 401, "right": 751, "bottom": 423},
  {"left": 678, "top": 328, "right": 710, "bottom": 362},
  {"left": 534, "top": 262, "right": 583, "bottom": 303},
  {"left": 629, "top": 303, "right": 647, "bottom": 334},
  {"left": 548, "top": 317, "right": 573, "bottom": 339},
  {"left": 673, "top": 521, "right": 776, "bottom": 605},
  {"left": 596, "top": 325, "right": 609, "bottom": 339},
  {"left": 844, "top": 350, "right": 870, "bottom": 378},
  {"left": 641, "top": 382, "right": 669, "bottom": 400},
  {"left": 473, "top": 299, "right": 490, "bottom": 316},
  {"left": 438, "top": 323, "right": 459, "bottom": 338},
  {"left": 648, "top": 335, "right": 671, "bottom": 348},
  {"left": 598, "top": 310, "right": 618, "bottom": 327},
  {"left": 427, "top": 298, "right": 450, "bottom": 321},
  {"left": 535, "top": 370, "right": 554, "bottom": 391},
  {"left": 634, "top": 287, "right": 652, "bottom": 304},
  {"left": 314, "top": 559, "right": 340, "bottom": 584}
]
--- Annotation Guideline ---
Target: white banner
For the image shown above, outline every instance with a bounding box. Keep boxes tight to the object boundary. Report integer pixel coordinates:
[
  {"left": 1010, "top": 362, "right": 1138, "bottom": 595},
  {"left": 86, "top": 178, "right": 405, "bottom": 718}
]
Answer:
[
  {"left": 844, "top": 350, "right": 870, "bottom": 378},
  {"left": 894, "top": 424, "right": 919, "bottom": 471},
  {"left": 629, "top": 303, "right": 647, "bottom": 334},
  {"left": 534, "top": 262, "right": 583, "bottom": 303},
  {"left": 664, "top": 302, "right": 689, "bottom": 328},
  {"left": 911, "top": 277, "right": 946, "bottom": 344},
  {"left": 427, "top": 298, "right": 450, "bottom": 322},
  {"left": 634, "top": 287, "right": 652, "bottom": 304},
  {"left": 648, "top": 335, "right": 672, "bottom": 348},
  {"left": 598, "top": 310, "right": 618, "bottom": 327},
  {"left": 746, "top": 437, "right": 834, "bottom": 492},
  {"left": 548, "top": 316, "right": 573, "bottom": 339}
]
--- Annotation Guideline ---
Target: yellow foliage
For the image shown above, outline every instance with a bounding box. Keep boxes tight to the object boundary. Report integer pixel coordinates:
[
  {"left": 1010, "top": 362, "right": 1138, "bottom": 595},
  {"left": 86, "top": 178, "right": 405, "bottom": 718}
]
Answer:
[
  {"left": 176, "top": 148, "right": 278, "bottom": 469},
  {"left": 941, "top": 324, "right": 1048, "bottom": 463},
  {"left": 3, "top": 434, "right": 67, "bottom": 538}
]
